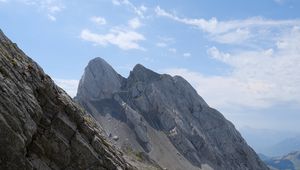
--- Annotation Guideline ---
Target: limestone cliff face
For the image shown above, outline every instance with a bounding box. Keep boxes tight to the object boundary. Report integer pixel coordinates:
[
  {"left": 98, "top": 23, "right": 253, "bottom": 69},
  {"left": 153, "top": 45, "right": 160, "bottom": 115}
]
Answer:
[
  {"left": 0, "top": 30, "right": 133, "bottom": 170},
  {"left": 77, "top": 57, "right": 124, "bottom": 100},
  {"left": 76, "top": 57, "right": 269, "bottom": 170}
]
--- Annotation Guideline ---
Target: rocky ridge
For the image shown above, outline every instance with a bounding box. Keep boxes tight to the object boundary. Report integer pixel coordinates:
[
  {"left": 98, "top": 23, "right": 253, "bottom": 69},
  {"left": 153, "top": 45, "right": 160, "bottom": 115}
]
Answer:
[
  {"left": 76, "top": 57, "right": 269, "bottom": 170},
  {"left": 0, "top": 30, "right": 134, "bottom": 170}
]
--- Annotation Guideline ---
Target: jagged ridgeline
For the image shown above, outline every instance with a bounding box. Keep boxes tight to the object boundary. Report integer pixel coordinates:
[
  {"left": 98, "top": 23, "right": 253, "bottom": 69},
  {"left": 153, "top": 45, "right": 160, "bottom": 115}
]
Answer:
[
  {"left": 75, "top": 57, "right": 269, "bottom": 170},
  {"left": 0, "top": 30, "right": 135, "bottom": 169}
]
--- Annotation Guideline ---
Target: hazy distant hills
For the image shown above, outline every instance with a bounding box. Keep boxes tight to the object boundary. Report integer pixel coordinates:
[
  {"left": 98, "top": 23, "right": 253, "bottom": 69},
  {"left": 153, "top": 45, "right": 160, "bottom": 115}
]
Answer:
[
  {"left": 244, "top": 127, "right": 300, "bottom": 170},
  {"left": 267, "top": 136, "right": 300, "bottom": 156},
  {"left": 240, "top": 127, "right": 300, "bottom": 157},
  {"left": 261, "top": 151, "right": 300, "bottom": 170}
]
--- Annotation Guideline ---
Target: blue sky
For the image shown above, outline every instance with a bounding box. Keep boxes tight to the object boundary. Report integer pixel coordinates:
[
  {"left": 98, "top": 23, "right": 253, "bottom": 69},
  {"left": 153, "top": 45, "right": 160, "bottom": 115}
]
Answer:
[{"left": 1, "top": 0, "right": 300, "bottom": 143}]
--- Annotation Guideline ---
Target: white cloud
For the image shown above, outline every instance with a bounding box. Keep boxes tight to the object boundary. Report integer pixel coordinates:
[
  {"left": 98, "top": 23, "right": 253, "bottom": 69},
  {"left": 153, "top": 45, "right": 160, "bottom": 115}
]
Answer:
[
  {"left": 112, "top": 0, "right": 122, "bottom": 5},
  {"left": 112, "top": 0, "right": 147, "bottom": 18},
  {"left": 155, "top": 6, "right": 300, "bottom": 44},
  {"left": 165, "top": 68, "right": 269, "bottom": 109},
  {"left": 54, "top": 79, "right": 79, "bottom": 97},
  {"left": 183, "top": 52, "right": 191, "bottom": 58},
  {"left": 156, "top": 36, "right": 175, "bottom": 48},
  {"left": 20, "top": 0, "right": 64, "bottom": 21},
  {"left": 90, "top": 16, "right": 106, "bottom": 25},
  {"left": 47, "top": 14, "right": 56, "bottom": 21},
  {"left": 168, "top": 48, "right": 177, "bottom": 53},
  {"left": 155, "top": 6, "right": 300, "bottom": 34},
  {"left": 80, "top": 28, "right": 145, "bottom": 50},
  {"left": 165, "top": 68, "right": 300, "bottom": 131},
  {"left": 128, "top": 17, "right": 141, "bottom": 29},
  {"left": 156, "top": 42, "right": 167, "bottom": 47},
  {"left": 48, "top": 5, "right": 61, "bottom": 13},
  {"left": 166, "top": 26, "right": 300, "bottom": 111},
  {"left": 156, "top": 6, "right": 300, "bottom": 131},
  {"left": 212, "top": 28, "right": 251, "bottom": 44},
  {"left": 139, "top": 5, "right": 147, "bottom": 12}
]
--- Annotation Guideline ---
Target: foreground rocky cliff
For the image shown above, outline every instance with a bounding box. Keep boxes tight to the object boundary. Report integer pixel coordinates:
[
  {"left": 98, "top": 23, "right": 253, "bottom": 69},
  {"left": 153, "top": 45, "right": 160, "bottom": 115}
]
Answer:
[
  {"left": 0, "top": 30, "right": 133, "bottom": 169},
  {"left": 76, "top": 57, "right": 269, "bottom": 170}
]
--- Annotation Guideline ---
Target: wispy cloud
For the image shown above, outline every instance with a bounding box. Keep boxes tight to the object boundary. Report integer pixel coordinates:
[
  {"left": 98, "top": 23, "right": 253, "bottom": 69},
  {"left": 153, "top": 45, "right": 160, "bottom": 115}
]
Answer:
[
  {"left": 168, "top": 48, "right": 177, "bottom": 53},
  {"left": 47, "top": 14, "right": 56, "bottom": 21},
  {"left": 156, "top": 42, "right": 167, "bottom": 47},
  {"left": 183, "top": 52, "right": 191, "bottom": 58},
  {"left": 155, "top": 6, "right": 300, "bottom": 45},
  {"left": 90, "top": 16, "right": 106, "bottom": 25},
  {"left": 165, "top": 68, "right": 262, "bottom": 109},
  {"left": 20, "top": 0, "right": 64, "bottom": 21},
  {"left": 54, "top": 79, "right": 79, "bottom": 97},
  {"left": 166, "top": 26, "right": 300, "bottom": 110},
  {"left": 128, "top": 17, "right": 141, "bottom": 29},
  {"left": 112, "top": 0, "right": 147, "bottom": 18},
  {"left": 156, "top": 36, "right": 175, "bottom": 48},
  {"left": 80, "top": 28, "right": 145, "bottom": 50}
]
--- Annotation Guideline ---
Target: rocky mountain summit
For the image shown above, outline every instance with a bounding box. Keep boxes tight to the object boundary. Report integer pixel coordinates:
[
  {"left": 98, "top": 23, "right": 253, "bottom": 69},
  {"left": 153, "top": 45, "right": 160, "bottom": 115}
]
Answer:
[
  {"left": 0, "top": 30, "right": 134, "bottom": 169},
  {"left": 76, "top": 57, "right": 269, "bottom": 170}
]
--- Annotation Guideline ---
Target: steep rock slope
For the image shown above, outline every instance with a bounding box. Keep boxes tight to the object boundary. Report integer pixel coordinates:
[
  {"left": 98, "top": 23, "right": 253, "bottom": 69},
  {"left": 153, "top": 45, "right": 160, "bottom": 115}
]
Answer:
[
  {"left": 76, "top": 57, "right": 269, "bottom": 170},
  {"left": 0, "top": 30, "right": 133, "bottom": 170}
]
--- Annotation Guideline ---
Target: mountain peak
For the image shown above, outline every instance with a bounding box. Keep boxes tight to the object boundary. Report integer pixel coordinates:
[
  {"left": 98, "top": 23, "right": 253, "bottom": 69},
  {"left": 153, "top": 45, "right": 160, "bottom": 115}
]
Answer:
[
  {"left": 88, "top": 57, "right": 110, "bottom": 67},
  {"left": 76, "top": 57, "right": 123, "bottom": 100},
  {"left": 132, "top": 63, "right": 156, "bottom": 76},
  {"left": 76, "top": 57, "right": 269, "bottom": 170},
  {"left": 132, "top": 63, "right": 146, "bottom": 70},
  {"left": 128, "top": 63, "right": 160, "bottom": 84}
]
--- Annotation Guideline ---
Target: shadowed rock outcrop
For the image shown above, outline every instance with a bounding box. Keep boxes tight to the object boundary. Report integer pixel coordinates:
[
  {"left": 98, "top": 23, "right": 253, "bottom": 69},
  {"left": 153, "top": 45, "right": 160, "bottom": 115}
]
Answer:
[
  {"left": 76, "top": 57, "right": 269, "bottom": 170},
  {"left": 0, "top": 30, "right": 133, "bottom": 170}
]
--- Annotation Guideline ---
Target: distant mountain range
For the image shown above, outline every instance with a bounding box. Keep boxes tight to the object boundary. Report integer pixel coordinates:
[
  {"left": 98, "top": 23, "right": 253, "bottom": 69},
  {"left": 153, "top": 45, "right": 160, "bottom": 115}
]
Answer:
[
  {"left": 261, "top": 151, "right": 300, "bottom": 170},
  {"left": 240, "top": 127, "right": 300, "bottom": 157},
  {"left": 267, "top": 136, "right": 300, "bottom": 156}
]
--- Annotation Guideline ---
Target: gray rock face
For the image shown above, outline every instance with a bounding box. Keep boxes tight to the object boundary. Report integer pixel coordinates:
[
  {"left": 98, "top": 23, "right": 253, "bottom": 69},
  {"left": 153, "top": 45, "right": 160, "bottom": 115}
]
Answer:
[
  {"left": 0, "top": 30, "right": 133, "bottom": 170},
  {"left": 76, "top": 57, "right": 269, "bottom": 170},
  {"left": 77, "top": 57, "right": 124, "bottom": 100}
]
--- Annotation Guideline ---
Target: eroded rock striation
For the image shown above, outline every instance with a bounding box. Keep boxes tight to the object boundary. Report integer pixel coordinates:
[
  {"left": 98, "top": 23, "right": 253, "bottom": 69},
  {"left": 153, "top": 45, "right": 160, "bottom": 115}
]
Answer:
[
  {"left": 0, "top": 30, "right": 133, "bottom": 170},
  {"left": 76, "top": 57, "right": 269, "bottom": 170}
]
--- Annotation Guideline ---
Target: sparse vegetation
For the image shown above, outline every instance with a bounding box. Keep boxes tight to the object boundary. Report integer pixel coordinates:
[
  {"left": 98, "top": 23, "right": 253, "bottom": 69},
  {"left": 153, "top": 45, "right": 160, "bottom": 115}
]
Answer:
[
  {"left": 0, "top": 66, "right": 9, "bottom": 78},
  {"left": 83, "top": 115, "right": 94, "bottom": 124},
  {"left": 27, "top": 63, "right": 34, "bottom": 71},
  {"left": 122, "top": 145, "right": 146, "bottom": 162},
  {"left": 11, "top": 58, "right": 17, "bottom": 67},
  {"left": 134, "top": 151, "right": 144, "bottom": 161}
]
